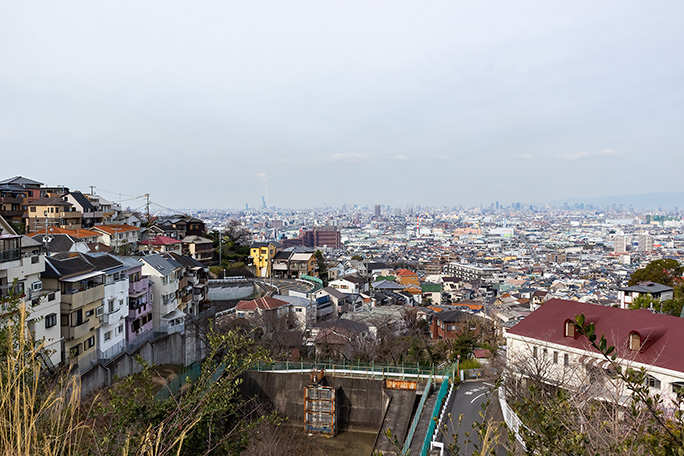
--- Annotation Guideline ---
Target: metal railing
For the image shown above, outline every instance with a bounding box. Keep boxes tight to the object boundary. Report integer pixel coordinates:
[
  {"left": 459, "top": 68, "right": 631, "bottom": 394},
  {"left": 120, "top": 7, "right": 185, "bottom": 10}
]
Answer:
[
  {"left": 403, "top": 377, "right": 433, "bottom": 454},
  {"left": 252, "top": 360, "right": 451, "bottom": 381},
  {"left": 421, "top": 376, "right": 450, "bottom": 456}
]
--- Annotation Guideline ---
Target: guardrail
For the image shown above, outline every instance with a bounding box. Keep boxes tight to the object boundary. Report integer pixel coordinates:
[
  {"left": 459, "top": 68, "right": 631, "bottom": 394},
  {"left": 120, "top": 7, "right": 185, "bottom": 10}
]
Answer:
[
  {"left": 421, "top": 376, "right": 450, "bottom": 456},
  {"left": 402, "top": 377, "right": 433, "bottom": 454}
]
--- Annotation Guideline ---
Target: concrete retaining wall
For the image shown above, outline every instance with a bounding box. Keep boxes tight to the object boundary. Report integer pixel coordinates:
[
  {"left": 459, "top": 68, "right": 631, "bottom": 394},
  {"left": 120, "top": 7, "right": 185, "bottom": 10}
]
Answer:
[
  {"left": 207, "top": 283, "right": 255, "bottom": 301},
  {"left": 240, "top": 371, "right": 385, "bottom": 432},
  {"left": 79, "top": 327, "right": 205, "bottom": 398}
]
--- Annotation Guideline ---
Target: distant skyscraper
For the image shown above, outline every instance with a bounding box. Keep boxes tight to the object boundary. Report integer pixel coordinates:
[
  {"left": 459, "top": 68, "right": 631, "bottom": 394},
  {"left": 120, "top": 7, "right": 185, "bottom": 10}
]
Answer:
[
  {"left": 374, "top": 204, "right": 381, "bottom": 217},
  {"left": 614, "top": 235, "right": 627, "bottom": 253},
  {"left": 262, "top": 196, "right": 266, "bottom": 209},
  {"left": 636, "top": 234, "right": 653, "bottom": 252}
]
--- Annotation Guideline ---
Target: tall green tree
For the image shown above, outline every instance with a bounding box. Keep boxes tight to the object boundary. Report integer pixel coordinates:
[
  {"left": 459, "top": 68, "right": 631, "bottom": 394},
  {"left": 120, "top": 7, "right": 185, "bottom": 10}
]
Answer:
[{"left": 628, "top": 258, "right": 684, "bottom": 287}]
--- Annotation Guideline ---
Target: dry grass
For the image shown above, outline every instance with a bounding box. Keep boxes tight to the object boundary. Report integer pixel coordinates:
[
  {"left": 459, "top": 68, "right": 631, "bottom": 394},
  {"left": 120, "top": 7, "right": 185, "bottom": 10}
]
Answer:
[{"left": 0, "top": 305, "right": 85, "bottom": 456}]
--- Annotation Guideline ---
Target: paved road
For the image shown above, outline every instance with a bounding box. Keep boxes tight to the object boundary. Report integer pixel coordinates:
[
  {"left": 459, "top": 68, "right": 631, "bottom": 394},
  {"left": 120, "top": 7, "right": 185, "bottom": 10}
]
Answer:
[{"left": 442, "top": 381, "right": 507, "bottom": 456}]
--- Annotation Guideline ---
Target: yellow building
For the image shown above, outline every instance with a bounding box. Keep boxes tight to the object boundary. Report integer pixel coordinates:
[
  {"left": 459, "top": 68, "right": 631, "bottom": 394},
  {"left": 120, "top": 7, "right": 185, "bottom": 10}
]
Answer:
[
  {"left": 249, "top": 241, "right": 280, "bottom": 278},
  {"left": 26, "top": 197, "right": 82, "bottom": 232}
]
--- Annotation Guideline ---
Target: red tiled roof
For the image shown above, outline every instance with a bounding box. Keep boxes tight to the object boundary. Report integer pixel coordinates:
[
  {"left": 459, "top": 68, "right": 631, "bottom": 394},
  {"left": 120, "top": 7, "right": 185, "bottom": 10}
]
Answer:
[
  {"left": 138, "top": 235, "right": 181, "bottom": 245},
  {"left": 396, "top": 268, "right": 417, "bottom": 277},
  {"left": 94, "top": 224, "right": 140, "bottom": 234},
  {"left": 235, "top": 296, "right": 289, "bottom": 311},
  {"left": 508, "top": 298, "right": 684, "bottom": 374},
  {"left": 31, "top": 227, "right": 98, "bottom": 238}
]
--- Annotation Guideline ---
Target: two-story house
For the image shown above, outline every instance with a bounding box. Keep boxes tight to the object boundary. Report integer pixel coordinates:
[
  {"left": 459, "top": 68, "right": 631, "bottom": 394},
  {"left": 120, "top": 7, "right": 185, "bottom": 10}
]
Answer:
[
  {"left": 138, "top": 235, "right": 182, "bottom": 255},
  {"left": 92, "top": 224, "right": 141, "bottom": 255},
  {"left": 506, "top": 299, "right": 684, "bottom": 407},
  {"left": 617, "top": 281, "right": 674, "bottom": 309}
]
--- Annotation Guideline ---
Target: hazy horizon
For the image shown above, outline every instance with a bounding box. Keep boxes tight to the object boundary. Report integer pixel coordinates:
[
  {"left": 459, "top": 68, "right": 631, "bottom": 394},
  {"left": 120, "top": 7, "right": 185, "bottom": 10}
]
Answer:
[{"left": 3, "top": 1, "right": 683, "bottom": 209}]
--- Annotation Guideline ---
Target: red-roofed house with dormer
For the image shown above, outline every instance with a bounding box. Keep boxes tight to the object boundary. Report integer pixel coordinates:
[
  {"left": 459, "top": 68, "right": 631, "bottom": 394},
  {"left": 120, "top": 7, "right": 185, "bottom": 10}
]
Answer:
[{"left": 506, "top": 298, "right": 684, "bottom": 406}]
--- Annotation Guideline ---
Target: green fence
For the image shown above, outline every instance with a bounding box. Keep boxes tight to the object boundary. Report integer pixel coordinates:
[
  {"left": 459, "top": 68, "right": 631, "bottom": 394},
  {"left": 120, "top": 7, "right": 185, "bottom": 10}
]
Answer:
[
  {"left": 252, "top": 360, "right": 451, "bottom": 379},
  {"left": 300, "top": 275, "right": 323, "bottom": 293},
  {"left": 402, "top": 377, "right": 433, "bottom": 454},
  {"left": 420, "top": 376, "right": 450, "bottom": 456}
]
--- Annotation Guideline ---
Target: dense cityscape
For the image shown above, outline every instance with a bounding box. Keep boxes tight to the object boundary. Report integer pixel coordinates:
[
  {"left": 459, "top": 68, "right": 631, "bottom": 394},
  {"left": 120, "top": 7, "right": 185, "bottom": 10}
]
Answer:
[
  {"left": 3, "top": 2, "right": 684, "bottom": 454},
  {"left": 2, "top": 175, "right": 684, "bottom": 454}
]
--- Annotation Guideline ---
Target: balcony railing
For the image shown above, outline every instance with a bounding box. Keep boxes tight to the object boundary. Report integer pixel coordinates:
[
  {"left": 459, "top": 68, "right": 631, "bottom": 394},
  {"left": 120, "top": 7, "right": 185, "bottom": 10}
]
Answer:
[
  {"left": 67, "top": 319, "right": 91, "bottom": 339},
  {"left": 0, "top": 248, "right": 21, "bottom": 263},
  {"left": 61, "top": 285, "right": 104, "bottom": 309}
]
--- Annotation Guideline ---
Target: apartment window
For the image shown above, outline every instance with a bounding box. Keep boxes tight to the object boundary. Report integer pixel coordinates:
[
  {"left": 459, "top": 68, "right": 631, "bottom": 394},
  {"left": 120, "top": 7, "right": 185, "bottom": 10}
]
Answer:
[
  {"left": 533, "top": 346, "right": 538, "bottom": 359},
  {"left": 31, "top": 255, "right": 39, "bottom": 264},
  {"left": 30, "top": 206, "right": 36, "bottom": 212},
  {"left": 646, "top": 375, "right": 661, "bottom": 390},
  {"left": 564, "top": 353, "right": 569, "bottom": 366},
  {"left": 104, "top": 331, "right": 112, "bottom": 341},
  {"left": 117, "top": 324, "right": 123, "bottom": 334},
  {"left": 85, "top": 336, "right": 95, "bottom": 349},
  {"left": 86, "top": 309, "right": 94, "bottom": 317},
  {"left": 542, "top": 348, "right": 548, "bottom": 358},
  {"left": 69, "top": 344, "right": 80, "bottom": 357},
  {"left": 553, "top": 351, "right": 558, "bottom": 364},
  {"left": 45, "top": 313, "right": 57, "bottom": 329}
]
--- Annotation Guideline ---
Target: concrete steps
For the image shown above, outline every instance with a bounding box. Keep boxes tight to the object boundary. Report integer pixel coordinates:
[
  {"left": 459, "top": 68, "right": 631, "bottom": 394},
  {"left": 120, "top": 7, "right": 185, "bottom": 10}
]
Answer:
[
  {"left": 373, "top": 389, "right": 417, "bottom": 455},
  {"left": 409, "top": 390, "right": 438, "bottom": 456}
]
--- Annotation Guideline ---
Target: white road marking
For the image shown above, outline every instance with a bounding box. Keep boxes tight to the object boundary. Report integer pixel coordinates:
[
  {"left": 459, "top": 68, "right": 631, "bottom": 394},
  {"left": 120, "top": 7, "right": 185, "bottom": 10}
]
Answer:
[{"left": 470, "top": 392, "right": 486, "bottom": 404}]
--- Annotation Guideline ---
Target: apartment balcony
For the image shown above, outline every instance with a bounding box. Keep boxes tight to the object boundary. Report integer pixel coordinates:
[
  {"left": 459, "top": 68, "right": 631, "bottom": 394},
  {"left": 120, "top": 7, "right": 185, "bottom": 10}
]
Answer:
[
  {"left": 129, "top": 277, "right": 149, "bottom": 295},
  {"left": 159, "top": 300, "right": 176, "bottom": 316},
  {"left": 0, "top": 196, "right": 23, "bottom": 205},
  {"left": 66, "top": 319, "right": 92, "bottom": 339},
  {"left": 61, "top": 285, "right": 104, "bottom": 309},
  {"left": 0, "top": 248, "right": 21, "bottom": 264},
  {"left": 82, "top": 210, "right": 104, "bottom": 219},
  {"left": 0, "top": 209, "right": 23, "bottom": 219}
]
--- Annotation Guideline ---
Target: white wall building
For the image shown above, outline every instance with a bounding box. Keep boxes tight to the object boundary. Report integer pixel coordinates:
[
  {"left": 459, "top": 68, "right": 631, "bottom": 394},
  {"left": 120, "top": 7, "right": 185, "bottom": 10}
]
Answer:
[
  {"left": 506, "top": 299, "right": 684, "bottom": 407},
  {"left": 139, "top": 253, "right": 183, "bottom": 334}
]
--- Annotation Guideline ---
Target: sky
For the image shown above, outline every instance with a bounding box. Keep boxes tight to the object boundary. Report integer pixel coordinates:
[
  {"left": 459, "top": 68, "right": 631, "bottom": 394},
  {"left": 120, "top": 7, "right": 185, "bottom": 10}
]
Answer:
[{"left": 2, "top": 1, "right": 684, "bottom": 210}]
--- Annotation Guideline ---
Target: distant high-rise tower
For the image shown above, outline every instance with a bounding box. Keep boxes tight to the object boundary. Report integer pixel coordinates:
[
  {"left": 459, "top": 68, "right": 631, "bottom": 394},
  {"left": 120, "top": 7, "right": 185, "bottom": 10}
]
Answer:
[
  {"left": 636, "top": 234, "right": 653, "bottom": 252},
  {"left": 374, "top": 205, "right": 381, "bottom": 217},
  {"left": 262, "top": 196, "right": 267, "bottom": 209},
  {"left": 614, "top": 235, "right": 627, "bottom": 253}
]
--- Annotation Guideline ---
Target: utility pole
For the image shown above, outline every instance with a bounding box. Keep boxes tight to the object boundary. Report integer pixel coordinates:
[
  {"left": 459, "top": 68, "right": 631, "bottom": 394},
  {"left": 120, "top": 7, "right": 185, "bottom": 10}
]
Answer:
[{"left": 145, "top": 193, "right": 150, "bottom": 223}]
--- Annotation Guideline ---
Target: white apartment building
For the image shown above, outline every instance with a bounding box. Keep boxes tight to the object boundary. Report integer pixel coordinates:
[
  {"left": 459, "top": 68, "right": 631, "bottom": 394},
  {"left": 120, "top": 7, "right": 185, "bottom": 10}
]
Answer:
[
  {"left": 139, "top": 253, "right": 184, "bottom": 334},
  {"left": 86, "top": 253, "right": 130, "bottom": 361}
]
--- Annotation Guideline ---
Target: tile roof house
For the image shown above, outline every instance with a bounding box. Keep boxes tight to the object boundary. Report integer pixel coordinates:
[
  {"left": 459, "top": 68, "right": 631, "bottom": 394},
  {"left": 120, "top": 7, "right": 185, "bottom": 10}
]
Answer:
[
  {"left": 506, "top": 298, "right": 684, "bottom": 405},
  {"left": 138, "top": 235, "right": 182, "bottom": 254}
]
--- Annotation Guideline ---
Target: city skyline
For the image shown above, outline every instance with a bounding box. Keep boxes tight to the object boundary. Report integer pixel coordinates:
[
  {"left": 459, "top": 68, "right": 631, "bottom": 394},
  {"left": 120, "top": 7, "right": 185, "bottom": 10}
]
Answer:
[{"left": 2, "top": 1, "right": 683, "bottom": 208}]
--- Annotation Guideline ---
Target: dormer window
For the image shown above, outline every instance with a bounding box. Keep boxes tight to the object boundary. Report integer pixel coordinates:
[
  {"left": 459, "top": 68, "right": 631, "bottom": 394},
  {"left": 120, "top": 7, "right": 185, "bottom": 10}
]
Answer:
[
  {"left": 629, "top": 332, "right": 641, "bottom": 351},
  {"left": 564, "top": 320, "right": 575, "bottom": 337}
]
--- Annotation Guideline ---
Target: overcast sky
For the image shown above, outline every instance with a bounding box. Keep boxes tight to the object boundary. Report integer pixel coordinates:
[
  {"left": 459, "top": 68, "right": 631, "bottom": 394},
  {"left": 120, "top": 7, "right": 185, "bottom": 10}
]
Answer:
[{"left": 2, "top": 1, "right": 683, "bottom": 210}]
